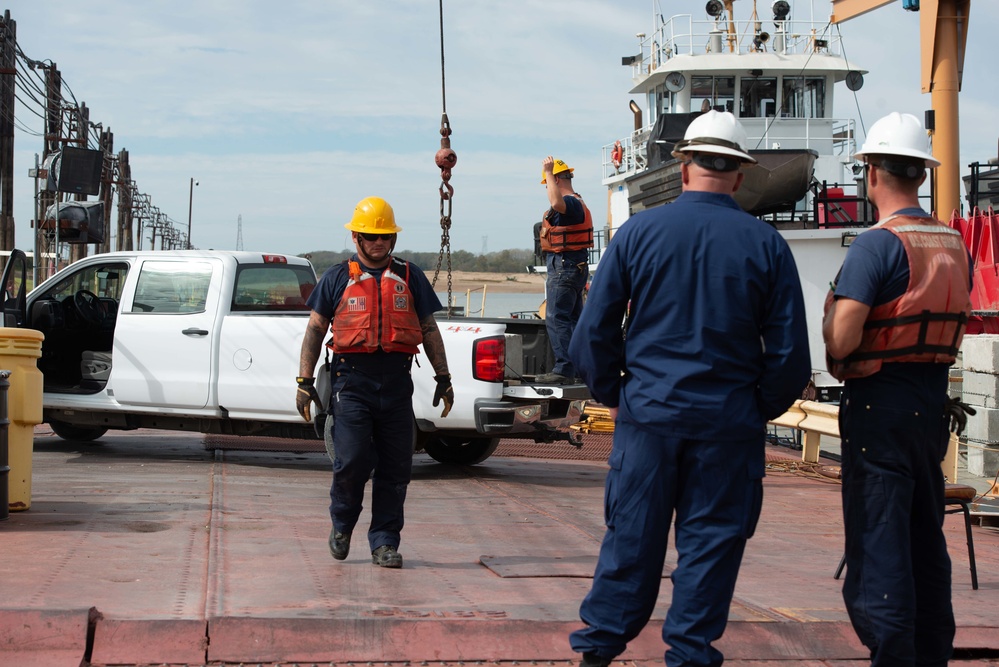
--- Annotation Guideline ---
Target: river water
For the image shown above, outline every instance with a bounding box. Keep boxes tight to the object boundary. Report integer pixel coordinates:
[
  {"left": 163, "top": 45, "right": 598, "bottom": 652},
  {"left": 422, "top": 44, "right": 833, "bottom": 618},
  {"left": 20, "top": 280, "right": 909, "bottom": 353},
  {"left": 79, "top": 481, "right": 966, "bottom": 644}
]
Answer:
[{"left": 435, "top": 291, "right": 545, "bottom": 319}]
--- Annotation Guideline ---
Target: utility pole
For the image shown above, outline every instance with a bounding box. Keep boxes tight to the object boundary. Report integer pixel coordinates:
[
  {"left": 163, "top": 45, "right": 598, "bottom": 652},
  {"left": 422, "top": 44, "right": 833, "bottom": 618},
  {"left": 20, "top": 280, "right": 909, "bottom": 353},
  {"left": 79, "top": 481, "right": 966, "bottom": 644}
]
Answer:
[
  {"left": 236, "top": 214, "right": 244, "bottom": 250},
  {"left": 39, "top": 63, "right": 61, "bottom": 279},
  {"left": 0, "top": 11, "right": 15, "bottom": 254},
  {"left": 116, "top": 150, "right": 132, "bottom": 251},
  {"left": 97, "top": 127, "right": 113, "bottom": 254},
  {"left": 68, "top": 103, "right": 89, "bottom": 265},
  {"left": 187, "top": 177, "right": 197, "bottom": 249}
]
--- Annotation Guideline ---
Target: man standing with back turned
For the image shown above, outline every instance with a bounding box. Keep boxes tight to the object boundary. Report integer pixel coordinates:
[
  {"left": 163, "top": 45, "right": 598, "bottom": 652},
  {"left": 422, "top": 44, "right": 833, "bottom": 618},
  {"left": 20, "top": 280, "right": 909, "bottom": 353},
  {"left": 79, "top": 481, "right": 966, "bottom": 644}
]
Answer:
[
  {"left": 538, "top": 156, "right": 593, "bottom": 383},
  {"left": 297, "top": 196, "right": 454, "bottom": 569},
  {"left": 568, "top": 110, "right": 811, "bottom": 666},
  {"left": 823, "top": 112, "right": 972, "bottom": 666}
]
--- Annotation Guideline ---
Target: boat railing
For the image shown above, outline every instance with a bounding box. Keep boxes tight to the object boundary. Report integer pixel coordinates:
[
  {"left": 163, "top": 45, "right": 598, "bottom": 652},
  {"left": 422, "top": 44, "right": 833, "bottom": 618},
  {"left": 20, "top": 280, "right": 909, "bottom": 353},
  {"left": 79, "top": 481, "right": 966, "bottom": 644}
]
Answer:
[
  {"left": 602, "top": 132, "right": 646, "bottom": 180},
  {"left": 743, "top": 117, "right": 856, "bottom": 156},
  {"left": 633, "top": 14, "right": 844, "bottom": 77},
  {"left": 602, "top": 117, "right": 857, "bottom": 181}
]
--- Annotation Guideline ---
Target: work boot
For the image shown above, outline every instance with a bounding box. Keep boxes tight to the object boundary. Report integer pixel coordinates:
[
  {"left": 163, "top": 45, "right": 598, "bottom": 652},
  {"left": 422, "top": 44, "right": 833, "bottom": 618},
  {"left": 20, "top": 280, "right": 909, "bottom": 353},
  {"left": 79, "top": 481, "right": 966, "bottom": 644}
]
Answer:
[
  {"left": 535, "top": 372, "right": 569, "bottom": 384},
  {"left": 580, "top": 652, "right": 611, "bottom": 667},
  {"left": 371, "top": 544, "right": 403, "bottom": 568},
  {"left": 328, "top": 528, "right": 351, "bottom": 561}
]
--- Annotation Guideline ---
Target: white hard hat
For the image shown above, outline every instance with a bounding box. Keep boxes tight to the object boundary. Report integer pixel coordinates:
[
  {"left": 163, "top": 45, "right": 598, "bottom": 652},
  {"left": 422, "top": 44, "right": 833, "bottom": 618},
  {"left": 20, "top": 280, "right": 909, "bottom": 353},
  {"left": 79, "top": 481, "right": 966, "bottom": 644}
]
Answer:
[
  {"left": 672, "top": 110, "right": 757, "bottom": 164},
  {"left": 854, "top": 112, "right": 940, "bottom": 168}
]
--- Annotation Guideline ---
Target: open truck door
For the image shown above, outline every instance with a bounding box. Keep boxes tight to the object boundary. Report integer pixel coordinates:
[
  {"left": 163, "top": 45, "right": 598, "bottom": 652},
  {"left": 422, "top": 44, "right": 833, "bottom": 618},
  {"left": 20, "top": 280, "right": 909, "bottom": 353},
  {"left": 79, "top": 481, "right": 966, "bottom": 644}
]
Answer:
[{"left": 1, "top": 250, "right": 29, "bottom": 328}]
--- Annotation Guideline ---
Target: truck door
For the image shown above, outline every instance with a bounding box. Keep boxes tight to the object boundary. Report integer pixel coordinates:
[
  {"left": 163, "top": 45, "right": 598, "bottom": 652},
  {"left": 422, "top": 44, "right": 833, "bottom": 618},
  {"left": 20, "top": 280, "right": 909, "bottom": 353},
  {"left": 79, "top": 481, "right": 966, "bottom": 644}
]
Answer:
[{"left": 111, "top": 258, "right": 223, "bottom": 409}]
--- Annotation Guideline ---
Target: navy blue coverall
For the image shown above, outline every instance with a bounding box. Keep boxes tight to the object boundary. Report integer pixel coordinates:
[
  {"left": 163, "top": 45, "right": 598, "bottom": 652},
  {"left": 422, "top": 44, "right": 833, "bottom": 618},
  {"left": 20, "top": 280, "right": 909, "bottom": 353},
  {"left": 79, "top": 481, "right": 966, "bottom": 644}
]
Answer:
[
  {"left": 568, "top": 191, "right": 811, "bottom": 666},
  {"left": 306, "top": 257, "right": 442, "bottom": 553}
]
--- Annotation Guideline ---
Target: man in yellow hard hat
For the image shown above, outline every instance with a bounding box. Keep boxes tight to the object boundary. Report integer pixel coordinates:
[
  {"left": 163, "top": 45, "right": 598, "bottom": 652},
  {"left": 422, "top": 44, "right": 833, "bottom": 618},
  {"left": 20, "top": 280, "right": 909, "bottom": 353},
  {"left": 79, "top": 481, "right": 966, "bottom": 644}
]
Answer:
[
  {"left": 538, "top": 156, "right": 593, "bottom": 383},
  {"left": 297, "top": 196, "right": 453, "bottom": 569}
]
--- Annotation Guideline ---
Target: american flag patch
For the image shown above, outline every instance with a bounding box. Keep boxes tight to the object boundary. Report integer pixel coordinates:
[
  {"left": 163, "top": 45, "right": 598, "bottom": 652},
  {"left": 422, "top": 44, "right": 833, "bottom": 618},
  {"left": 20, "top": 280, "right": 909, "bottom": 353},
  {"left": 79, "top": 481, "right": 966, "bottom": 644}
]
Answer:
[
  {"left": 394, "top": 295, "right": 409, "bottom": 311},
  {"left": 347, "top": 296, "right": 366, "bottom": 312}
]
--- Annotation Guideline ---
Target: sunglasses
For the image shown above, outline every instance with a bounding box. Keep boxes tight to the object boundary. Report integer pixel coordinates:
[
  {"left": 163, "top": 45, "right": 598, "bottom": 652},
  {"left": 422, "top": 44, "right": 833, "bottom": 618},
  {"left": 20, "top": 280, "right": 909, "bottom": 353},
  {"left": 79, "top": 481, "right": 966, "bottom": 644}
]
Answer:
[{"left": 358, "top": 233, "right": 395, "bottom": 241}]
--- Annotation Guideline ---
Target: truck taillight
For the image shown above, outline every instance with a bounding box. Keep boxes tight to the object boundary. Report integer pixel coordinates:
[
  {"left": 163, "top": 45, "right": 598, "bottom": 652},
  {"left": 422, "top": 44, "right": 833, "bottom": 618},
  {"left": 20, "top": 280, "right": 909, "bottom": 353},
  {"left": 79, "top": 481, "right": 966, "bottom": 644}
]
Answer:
[
  {"left": 262, "top": 254, "right": 287, "bottom": 263},
  {"left": 472, "top": 336, "right": 505, "bottom": 383}
]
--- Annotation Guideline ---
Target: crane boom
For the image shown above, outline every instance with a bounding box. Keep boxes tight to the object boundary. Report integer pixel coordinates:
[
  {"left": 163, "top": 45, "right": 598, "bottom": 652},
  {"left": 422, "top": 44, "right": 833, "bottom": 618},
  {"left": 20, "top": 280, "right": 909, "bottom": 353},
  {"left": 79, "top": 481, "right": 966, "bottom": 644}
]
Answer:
[{"left": 831, "top": 0, "right": 972, "bottom": 218}]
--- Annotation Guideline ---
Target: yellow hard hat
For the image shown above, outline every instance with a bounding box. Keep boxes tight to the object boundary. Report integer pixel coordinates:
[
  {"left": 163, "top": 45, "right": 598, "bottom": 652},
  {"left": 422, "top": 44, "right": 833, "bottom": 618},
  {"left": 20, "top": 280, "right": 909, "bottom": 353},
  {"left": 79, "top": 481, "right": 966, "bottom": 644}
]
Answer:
[
  {"left": 344, "top": 196, "right": 403, "bottom": 234},
  {"left": 541, "top": 159, "right": 574, "bottom": 184}
]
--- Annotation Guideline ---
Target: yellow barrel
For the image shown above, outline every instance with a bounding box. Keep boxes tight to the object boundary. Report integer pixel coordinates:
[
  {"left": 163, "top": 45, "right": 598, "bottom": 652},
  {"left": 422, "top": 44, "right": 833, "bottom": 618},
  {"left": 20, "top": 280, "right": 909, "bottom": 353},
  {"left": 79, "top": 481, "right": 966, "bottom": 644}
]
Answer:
[{"left": 0, "top": 328, "right": 45, "bottom": 512}]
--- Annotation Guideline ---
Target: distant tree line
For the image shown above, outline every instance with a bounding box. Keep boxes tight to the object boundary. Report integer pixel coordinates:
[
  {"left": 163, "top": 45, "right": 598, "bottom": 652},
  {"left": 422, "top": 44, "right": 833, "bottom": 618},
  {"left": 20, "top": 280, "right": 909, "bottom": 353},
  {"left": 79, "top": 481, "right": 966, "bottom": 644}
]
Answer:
[{"left": 303, "top": 248, "right": 536, "bottom": 276}]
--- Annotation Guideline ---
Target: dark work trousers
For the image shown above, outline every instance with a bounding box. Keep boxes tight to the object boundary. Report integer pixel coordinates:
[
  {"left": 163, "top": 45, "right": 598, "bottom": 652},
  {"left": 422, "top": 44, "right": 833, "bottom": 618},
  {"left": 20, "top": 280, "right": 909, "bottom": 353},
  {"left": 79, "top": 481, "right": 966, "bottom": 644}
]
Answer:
[
  {"left": 570, "top": 419, "right": 765, "bottom": 667},
  {"left": 545, "top": 252, "right": 588, "bottom": 377},
  {"left": 328, "top": 353, "right": 415, "bottom": 552},
  {"left": 839, "top": 377, "right": 955, "bottom": 667}
]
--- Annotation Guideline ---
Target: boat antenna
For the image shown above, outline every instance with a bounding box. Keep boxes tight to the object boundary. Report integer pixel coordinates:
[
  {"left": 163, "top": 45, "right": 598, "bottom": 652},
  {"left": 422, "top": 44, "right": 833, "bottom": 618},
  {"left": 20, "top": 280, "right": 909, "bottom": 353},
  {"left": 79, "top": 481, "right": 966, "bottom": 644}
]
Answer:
[{"left": 432, "top": 0, "right": 457, "bottom": 311}]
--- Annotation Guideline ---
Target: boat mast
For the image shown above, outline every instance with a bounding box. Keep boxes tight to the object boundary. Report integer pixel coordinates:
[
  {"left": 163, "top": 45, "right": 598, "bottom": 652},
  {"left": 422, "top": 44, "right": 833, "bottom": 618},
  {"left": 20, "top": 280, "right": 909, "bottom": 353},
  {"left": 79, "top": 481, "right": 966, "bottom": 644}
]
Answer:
[{"left": 723, "top": 0, "right": 737, "bottom": 52}]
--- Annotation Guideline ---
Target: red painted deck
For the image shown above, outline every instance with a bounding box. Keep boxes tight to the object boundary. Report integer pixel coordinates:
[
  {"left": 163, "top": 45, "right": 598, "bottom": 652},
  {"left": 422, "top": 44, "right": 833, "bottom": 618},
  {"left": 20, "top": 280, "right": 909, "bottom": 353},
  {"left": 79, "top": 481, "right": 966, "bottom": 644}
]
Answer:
[{"left": 2, "top": 427, "right": 998, "bottom": 666}]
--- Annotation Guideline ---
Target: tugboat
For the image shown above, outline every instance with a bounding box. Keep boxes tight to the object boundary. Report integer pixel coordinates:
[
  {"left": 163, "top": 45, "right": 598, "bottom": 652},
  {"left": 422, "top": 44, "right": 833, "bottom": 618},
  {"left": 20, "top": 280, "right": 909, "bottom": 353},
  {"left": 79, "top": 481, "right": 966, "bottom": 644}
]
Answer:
[{"left": 597, "top": 0, "right": 875, "bottom": 394}]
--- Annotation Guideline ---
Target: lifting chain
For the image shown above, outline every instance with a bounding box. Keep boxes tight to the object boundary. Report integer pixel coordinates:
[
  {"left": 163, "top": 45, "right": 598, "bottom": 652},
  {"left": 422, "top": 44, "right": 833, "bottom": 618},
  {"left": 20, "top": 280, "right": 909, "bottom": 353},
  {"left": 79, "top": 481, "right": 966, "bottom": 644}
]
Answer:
[{"left": 431, "top": 0, "right": 456, "bottom": 316}]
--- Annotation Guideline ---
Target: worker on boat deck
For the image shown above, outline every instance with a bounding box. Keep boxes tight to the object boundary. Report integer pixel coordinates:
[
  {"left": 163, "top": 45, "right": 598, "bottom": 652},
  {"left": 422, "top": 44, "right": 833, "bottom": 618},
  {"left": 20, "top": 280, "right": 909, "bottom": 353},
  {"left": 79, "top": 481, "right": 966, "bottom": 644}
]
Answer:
[
  {"left": 823, "top": 112, "right": 973, "bottom": 666},
  {"left": 538, "top": 156, "right": 593, "bottom": 384},
  {"left": 568, "top": 110, "right": 811, "bottom": 667},
  {"left": 297, "top": 196, "right": 454, "bottom": 569}
]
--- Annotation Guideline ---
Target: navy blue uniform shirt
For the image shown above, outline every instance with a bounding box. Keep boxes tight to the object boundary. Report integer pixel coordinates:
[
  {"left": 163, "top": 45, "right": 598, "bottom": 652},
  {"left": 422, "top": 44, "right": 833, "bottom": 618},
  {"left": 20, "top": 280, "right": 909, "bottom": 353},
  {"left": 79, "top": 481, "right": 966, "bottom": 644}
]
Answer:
[{"left": 569, "top": 191, "right": 811, "bottom": 440}]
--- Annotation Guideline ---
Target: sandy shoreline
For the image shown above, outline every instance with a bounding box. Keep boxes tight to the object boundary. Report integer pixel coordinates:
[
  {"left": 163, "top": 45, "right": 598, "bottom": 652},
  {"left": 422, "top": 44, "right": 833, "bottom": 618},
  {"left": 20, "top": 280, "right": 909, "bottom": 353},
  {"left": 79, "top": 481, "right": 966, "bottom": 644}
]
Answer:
[{"left": 428, "top": 270, "right": 546, "bottom": 294}]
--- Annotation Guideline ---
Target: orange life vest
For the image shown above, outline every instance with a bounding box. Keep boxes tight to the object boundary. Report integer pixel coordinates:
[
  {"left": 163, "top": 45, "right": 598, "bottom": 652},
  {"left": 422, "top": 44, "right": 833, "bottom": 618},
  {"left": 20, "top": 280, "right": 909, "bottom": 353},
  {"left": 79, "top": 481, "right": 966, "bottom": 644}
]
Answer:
[
  {"left": 330, "top": 257, "right": 422, "bottom": 355},
  {"left": 825, "top": 215, "right": 971, "bottom": 381},
  {"left": 540, "top": 194, "right": 594, "bottom": 253}
]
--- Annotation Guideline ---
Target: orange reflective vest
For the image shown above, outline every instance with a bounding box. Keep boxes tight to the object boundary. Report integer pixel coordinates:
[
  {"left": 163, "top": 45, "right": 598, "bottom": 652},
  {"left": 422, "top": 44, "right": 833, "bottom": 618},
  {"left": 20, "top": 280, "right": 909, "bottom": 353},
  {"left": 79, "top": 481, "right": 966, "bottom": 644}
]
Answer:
[
  {"left": 825, "top": 215, "right": 971, "bottom": 381},
  {"left": 540, "top": 194, "right": 594, "bottom": 253},
  {"left": 330, "top": 257, "right": 423, "bottom": 355}
]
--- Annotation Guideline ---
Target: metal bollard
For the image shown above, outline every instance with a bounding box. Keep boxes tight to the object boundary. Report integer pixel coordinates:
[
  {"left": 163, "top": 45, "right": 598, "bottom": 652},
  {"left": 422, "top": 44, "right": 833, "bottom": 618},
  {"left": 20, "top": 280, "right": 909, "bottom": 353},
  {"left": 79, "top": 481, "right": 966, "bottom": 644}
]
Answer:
[{"left": 0, "top": 370, "right": 10, "bottom": 522}]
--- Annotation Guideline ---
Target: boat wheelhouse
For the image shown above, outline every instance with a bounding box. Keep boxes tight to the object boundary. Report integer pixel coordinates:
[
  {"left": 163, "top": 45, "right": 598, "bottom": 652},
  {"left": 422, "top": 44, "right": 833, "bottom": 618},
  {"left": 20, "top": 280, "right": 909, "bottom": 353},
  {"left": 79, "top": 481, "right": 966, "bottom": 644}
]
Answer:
[
  {"left": 603, "top": 1, "right": 868, "bottom": 228},
  {"left": 596, "top": 0, "right": 875, "bottom": 394}
]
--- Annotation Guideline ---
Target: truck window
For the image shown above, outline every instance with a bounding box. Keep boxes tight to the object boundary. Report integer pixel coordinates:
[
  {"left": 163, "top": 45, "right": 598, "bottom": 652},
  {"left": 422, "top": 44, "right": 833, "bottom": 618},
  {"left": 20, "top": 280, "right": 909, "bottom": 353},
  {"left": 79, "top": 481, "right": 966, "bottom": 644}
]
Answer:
[
  {"left": 44, "top": 263, "right": 129, "bottom": 302},
  {"left": 231, "top": 264, "right": 316, "bottom": 312},
  {"left": 131, "top": 261, "right": 213, "bottom": 314}
]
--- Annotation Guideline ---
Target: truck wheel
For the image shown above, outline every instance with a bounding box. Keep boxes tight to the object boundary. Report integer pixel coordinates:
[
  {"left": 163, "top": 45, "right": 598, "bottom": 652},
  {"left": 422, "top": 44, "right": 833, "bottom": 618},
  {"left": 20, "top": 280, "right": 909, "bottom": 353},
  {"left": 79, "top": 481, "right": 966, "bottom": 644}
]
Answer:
[
  {"left": 423, "top": 436, "right": 500, "bottom": 465},
  {"left": 49, "top": 420, "right": 108, "bottom": 442}
]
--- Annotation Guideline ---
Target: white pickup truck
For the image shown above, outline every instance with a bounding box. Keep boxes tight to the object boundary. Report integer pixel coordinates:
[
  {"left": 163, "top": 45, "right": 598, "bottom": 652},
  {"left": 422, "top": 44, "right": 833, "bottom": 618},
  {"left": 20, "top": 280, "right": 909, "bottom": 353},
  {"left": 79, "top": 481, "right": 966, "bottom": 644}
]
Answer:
[{"left": 0, "top": 249, "right": 587, "bottom": 464}]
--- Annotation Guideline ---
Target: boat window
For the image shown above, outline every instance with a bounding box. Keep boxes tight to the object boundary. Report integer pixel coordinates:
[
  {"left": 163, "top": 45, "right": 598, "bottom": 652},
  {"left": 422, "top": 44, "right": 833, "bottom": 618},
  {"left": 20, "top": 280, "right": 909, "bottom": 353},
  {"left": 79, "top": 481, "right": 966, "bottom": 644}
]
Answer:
[
  {"left": 781, "top": 76, "right": 826, "bottom": 118},
  {"left": 740, "top": 77, "right": 777, "bottom": 118},
  {"left": 691, "top": 76, "right": 735, "bottom": 115}
]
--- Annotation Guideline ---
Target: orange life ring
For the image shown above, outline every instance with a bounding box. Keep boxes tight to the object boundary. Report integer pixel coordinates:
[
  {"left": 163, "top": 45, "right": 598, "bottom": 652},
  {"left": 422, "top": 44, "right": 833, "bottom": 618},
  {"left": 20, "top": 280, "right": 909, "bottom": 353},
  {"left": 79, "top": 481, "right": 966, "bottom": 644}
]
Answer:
[{"left": 611, "top": 142, "right": 623, "bottom": 169}]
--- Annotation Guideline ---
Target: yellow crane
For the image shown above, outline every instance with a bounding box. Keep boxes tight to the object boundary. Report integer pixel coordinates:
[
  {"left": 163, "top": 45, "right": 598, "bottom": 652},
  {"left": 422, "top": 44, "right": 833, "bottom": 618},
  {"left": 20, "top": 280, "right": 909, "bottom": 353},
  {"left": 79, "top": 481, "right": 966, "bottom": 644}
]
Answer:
[{"left": 831, "top": 0, "right": 971, "bottom": 218}]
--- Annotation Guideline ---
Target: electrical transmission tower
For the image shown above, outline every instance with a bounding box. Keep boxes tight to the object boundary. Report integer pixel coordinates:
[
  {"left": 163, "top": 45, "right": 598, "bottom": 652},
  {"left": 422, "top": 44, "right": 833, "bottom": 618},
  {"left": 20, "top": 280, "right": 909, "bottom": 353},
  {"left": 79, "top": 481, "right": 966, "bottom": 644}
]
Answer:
[{"left": 236, "top": 214, "right": 244, "bottom": 250}]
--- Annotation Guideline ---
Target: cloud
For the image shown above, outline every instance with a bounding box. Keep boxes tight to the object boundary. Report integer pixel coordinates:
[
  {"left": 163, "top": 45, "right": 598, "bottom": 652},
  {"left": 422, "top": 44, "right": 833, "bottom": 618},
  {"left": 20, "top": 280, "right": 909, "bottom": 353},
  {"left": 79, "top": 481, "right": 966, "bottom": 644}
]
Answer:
[{"left": 10, "top": 1, "right": 999, "bottom": 258}]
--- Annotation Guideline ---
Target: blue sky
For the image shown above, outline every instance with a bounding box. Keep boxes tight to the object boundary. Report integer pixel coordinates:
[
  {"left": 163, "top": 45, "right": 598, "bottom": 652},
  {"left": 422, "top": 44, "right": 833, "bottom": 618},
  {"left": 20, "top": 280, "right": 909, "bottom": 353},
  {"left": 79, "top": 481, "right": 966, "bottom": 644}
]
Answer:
[{"left": 10, "top": 1, "right": 999, "bottom": 256}]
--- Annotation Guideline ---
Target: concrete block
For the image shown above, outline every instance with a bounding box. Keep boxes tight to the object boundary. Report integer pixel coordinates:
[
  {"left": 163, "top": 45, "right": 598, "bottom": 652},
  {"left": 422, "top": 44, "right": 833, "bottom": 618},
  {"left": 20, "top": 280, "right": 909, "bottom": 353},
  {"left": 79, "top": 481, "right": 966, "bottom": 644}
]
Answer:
[
  {"left": 961, "top": 334, "right": 999, "bottom": 374},
  {"left": 967, "top": 441, "right": 999, "bottom": 478},
  {"left": 967, "top": 406, "right": 999, "bottom": 444},
  {"left": 962, "top": 371, "right": 999, "bottom": 409}
]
